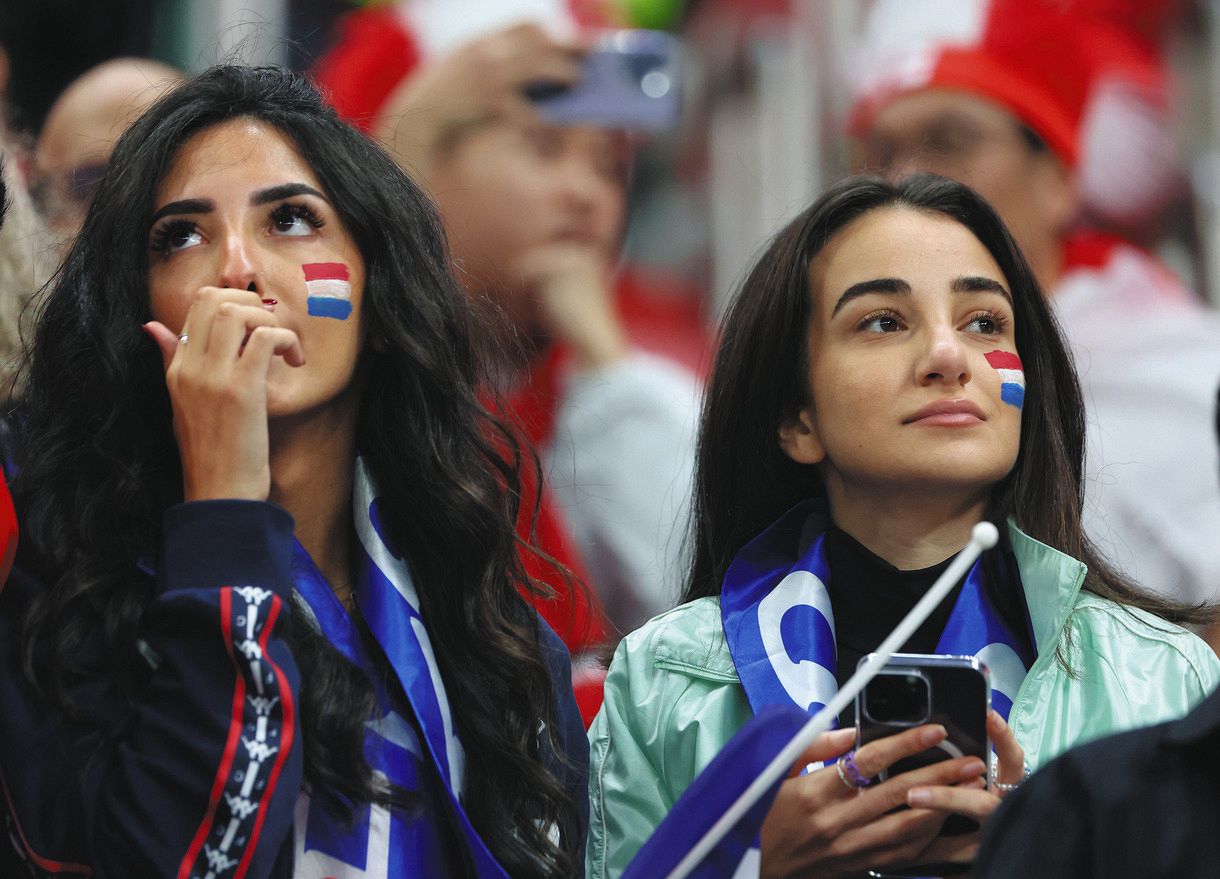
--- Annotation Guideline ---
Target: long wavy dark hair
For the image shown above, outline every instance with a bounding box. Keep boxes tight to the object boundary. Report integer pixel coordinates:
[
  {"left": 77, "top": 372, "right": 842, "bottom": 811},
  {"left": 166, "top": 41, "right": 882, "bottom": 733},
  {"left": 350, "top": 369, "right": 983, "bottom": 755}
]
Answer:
[
  {"left": 12, "top": 66, "right": 580, "bottom": 878},
  {"left": 685, "top": 173, "right": 1213, "bottom": 630}
]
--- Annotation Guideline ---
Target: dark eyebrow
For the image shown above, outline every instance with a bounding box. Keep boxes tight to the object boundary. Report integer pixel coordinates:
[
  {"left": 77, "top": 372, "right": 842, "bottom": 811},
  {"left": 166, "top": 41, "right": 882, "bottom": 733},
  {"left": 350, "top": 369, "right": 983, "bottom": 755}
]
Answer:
[
  {"left": 952, "top": 276, "right": 1012, "bottom": 303},
  {"left": 150, "top": 198, "right": 213, "bottom": 224},
  {"left": 832, "top": 278, "right": 911, "bottom": 316},
  {"left": 149, "top": 183, "right": 327, "bottom": 226},
  {"left": 251, "top": 183, "right": 327, "bottom": 206},
  {"left": 831, "top": 275, "right": 1013, "bottom": 316}
]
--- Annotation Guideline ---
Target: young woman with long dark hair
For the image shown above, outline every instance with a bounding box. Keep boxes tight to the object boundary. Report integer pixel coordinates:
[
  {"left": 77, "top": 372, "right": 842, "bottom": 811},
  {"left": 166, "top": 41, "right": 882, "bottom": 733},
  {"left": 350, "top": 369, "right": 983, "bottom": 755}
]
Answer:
[
  {"left": 0, "top": 66, "right": 585, "bottom": 878},
  {"left": 587, "top": 175, "right": 1220, "bottom": 877}
]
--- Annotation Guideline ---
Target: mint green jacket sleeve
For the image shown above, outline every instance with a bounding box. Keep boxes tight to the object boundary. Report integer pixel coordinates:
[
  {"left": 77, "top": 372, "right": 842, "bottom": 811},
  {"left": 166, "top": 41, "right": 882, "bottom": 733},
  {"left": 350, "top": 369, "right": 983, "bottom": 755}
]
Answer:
[
  {"left": 1006, "top": 526, "right": 1220, "bottom": 768},
  {"left": 1011, "top": 593, "right": 1220, "bottom": 768},
  {"left": 586, "top": 599, "right": 752, "bottom": 879}
]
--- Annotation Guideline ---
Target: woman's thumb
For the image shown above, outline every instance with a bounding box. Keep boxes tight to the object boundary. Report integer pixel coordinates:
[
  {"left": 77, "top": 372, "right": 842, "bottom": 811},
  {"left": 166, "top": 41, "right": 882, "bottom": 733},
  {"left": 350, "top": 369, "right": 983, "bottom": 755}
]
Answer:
[
  {"left": 142, "top": 321, "right": 179, "bottom": 372},
  {"left": 788, "top": 727, "right": 856, "bottom": 778}
]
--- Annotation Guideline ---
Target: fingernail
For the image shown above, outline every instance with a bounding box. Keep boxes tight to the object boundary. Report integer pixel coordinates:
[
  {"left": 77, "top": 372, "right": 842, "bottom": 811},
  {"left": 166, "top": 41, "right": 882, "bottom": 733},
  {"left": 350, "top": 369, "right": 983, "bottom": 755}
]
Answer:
[
  {"left": 829, "top": 728, "right": 855, "bottom": 745},
  {"left": 920, "top": 725, "right": 947, "bottom": 746},
  {"left": 960, "top": 759, "right": 986, "bottom": 780},
  {"left": 908, "top": 789, "right": 932, "bottom": 806}
]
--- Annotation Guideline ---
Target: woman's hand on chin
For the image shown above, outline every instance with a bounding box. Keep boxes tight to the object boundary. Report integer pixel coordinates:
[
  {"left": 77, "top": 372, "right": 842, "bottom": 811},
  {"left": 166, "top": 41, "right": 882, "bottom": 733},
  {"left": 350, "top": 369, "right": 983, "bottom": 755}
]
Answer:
[
  {"left": 144, "top": 287, "right": 304, "bottom": 502},
  {"left": 760, "top": 722, "right": 988, "bottom": 879},
  {"left": 373, "top": 23, "right": 582, "bottom": 178}
]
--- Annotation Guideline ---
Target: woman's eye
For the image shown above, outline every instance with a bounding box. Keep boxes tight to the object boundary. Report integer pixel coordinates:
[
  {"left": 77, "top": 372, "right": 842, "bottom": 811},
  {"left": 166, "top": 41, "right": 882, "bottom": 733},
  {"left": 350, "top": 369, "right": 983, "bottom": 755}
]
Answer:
[
  {"left": 150, "top": 220, "right": 204, "bottom": 254},
  {"left": 965, "top": 312, "right": 1007, "bottom": 334},
  {"left": 860, "top": 313, "right": 903, "bottom": 333},
  {"left": 270, "top": 203, "right": 324, "bottom": 237},
  {"left": 925, "top": 121, "right": 980, "bottom": 159}
]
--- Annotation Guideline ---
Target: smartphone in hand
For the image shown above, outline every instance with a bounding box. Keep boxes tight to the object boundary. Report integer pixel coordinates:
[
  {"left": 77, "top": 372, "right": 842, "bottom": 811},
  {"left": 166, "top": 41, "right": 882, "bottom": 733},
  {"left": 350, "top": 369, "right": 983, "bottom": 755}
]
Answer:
[
  {"left": 856, "top": 654, "right": 991, "bottom": 819},
  {"left": 856, "top": 654, "right": 991, "bottom": 878},
  {"left": 524, "top": 29, "right": 681, "bottom": 132}
]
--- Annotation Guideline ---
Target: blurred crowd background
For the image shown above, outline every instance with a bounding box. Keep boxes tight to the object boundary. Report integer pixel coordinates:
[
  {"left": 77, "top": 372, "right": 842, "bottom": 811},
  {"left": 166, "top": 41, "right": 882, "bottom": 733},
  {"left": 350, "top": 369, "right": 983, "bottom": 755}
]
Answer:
[
  {"left": 3, "top": 0, "right": 1220, "bottom": 635},
  {"left": 7, "top": 0, "right": 1220, "bottom": 321}
]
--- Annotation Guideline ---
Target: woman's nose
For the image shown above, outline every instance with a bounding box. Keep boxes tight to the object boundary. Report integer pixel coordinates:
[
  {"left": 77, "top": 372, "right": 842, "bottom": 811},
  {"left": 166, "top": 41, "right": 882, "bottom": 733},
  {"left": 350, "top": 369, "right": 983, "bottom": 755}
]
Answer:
[
  {"left": 218, "top": 233, "right": 258, "bottom": 292},
  {"left": 559, "top": 159, "right": 604, "bottom": 213},
  {"left": 918, "top": 325, "right": 972, "bottom": 387}
]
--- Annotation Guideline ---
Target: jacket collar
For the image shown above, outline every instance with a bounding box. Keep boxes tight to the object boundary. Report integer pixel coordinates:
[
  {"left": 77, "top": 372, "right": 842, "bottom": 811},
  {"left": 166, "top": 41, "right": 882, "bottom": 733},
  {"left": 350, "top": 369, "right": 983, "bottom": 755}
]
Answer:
[
  {"left": 1005, "top": 521, "right": 1087, "bottom": 653},
  {"left": 792, "top": 505, "right": 1086, "bottom": 656}
]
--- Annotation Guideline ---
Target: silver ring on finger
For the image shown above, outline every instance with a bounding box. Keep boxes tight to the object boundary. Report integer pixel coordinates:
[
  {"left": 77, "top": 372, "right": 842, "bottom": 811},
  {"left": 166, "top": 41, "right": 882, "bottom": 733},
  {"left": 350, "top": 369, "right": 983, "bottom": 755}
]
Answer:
[
  {"left": 835, "top": 750, "right": 872, "bottom": 790},
  {"left": 178, "top": 333, "right": 189, "bottom": 346}
]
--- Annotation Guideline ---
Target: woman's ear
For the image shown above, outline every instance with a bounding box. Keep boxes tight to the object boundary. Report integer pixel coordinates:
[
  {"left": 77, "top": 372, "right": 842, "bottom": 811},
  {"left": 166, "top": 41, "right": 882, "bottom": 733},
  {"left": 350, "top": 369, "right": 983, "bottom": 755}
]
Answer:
[{"left": 778, "top": 406, "right": 826, "bottom": 465}]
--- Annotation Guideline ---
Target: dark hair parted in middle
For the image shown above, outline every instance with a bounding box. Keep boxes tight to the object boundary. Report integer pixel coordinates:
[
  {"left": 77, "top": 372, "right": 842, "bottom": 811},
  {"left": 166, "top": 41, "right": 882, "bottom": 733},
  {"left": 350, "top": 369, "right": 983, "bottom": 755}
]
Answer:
[
  {"left": 13, "top": 66, "right": 579, "bottom": 878},
  {"left": 685, "top": 173, "right": 1212, "bottom": 630}
]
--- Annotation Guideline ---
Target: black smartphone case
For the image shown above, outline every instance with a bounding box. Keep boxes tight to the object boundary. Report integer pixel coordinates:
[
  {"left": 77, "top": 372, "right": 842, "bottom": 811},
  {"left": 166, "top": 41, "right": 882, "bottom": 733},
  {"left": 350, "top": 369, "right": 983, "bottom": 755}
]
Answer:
[{"left": 855, "top": 652, "right": 991, "bottom": 873}]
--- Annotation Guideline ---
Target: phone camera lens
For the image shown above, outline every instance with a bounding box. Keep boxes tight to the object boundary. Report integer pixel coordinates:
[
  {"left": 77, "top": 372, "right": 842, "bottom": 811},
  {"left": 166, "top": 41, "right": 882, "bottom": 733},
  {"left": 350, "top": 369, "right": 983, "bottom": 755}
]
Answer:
[
  {"left": 864, "top": 672, "right": 931, "bottom": 725},
  {"left": 641, "top": 71, "right": 671, "bottom": 99}
]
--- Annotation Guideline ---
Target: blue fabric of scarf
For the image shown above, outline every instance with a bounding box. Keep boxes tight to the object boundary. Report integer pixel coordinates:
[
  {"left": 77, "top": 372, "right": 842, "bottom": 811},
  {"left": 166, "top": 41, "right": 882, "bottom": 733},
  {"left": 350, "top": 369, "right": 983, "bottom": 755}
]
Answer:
[
  {"left": 289, "top": 459, "right": 509, "bottom": 878},
  {"left": 721, "top": 501, "right": 1035, "bottom": 726}
]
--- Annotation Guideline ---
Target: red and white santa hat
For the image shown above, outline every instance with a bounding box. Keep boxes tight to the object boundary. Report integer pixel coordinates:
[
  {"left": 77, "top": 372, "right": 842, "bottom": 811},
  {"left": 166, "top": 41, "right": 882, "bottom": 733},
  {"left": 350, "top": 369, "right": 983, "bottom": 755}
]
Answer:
[
  {"left": 847, "top": 0, "right": 1185, "bottom": 226},
  {"left": 314, "top": 0, "right": 619, "bottom": 132}
]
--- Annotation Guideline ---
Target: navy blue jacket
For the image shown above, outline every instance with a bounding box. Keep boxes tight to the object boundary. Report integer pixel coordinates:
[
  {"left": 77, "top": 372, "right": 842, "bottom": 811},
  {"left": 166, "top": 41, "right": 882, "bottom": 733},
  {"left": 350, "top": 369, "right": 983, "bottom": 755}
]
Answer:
[
  {"left": 0, "top": 500, "right": 588, "bottom": 877},
  {"left": 977, "top": 683, "right": 1220, "bottom": 878}
]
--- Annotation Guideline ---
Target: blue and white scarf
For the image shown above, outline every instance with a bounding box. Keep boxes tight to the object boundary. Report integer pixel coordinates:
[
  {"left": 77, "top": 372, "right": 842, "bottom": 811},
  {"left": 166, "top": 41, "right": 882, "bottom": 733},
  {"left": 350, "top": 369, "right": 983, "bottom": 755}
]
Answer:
[
  {"left": 721, "top": 500, "right": 1035, "bottom": 726},
  {"left": 290, "top": 459, "right": 509, "bottom": 879}
]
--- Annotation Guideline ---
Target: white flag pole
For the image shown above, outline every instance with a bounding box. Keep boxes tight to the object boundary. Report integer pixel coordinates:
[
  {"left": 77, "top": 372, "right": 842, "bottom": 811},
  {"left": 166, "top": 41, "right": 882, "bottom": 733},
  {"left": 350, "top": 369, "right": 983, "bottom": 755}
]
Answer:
[{"left": 666, "top": 521, "right": 1000, "bottom": 879}]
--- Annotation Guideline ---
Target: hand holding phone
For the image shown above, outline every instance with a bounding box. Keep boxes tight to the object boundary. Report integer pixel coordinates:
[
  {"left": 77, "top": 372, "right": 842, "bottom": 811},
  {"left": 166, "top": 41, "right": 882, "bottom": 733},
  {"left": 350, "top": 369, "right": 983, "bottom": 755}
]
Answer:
[
  {"left": 525, "top": 29, "right": 681, "bottom": 131},
  {"left": 760, "top": 722, "right": 986, "bottom": 878},
  {"left": 855, "top": 654, "right": 1027, "bottom": 877},
  {"left": 373, "top": 23, "right": 583, "bottom": 176},
  {"left": 856, "top": 654, "right": 991, "bottom": 798}
]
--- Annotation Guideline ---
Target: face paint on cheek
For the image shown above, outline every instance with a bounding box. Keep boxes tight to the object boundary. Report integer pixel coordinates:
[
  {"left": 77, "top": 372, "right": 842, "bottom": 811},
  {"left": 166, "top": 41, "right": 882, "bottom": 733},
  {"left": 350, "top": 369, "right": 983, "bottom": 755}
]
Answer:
[
  {"left": 984, "top": 350, "right": 1025, "bottom": 410},
  {"left": 302, "top": 262, "right": 352, "bottom": 320}
]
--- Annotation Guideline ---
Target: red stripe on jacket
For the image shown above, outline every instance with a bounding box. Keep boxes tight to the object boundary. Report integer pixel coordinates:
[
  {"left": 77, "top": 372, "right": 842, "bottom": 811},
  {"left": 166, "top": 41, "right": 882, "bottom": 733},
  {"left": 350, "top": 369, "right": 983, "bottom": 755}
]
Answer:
[{"left": 178, "top": 587, "right": 247, "bottom": 879}]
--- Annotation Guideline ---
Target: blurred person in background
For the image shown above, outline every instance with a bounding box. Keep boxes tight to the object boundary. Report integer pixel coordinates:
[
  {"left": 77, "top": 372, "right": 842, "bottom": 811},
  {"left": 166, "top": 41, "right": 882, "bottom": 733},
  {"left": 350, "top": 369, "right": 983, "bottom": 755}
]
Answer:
[
  {"left": 0, "top": 154, "right": 25, "bottom": 879},
  {"left": 0, "top": 0, "right": 156, "bottom": 137},
  {"left": 0, "top": 41, "right": 54, "bottom": 402},
  {"left": 0, "top": 10, "right": 171, "bottom": 400},
  {"left": 33, "top": 57, "right": 182, "bottom": 250},
  {"left": 848, "top": 0, "right": 1220, "bottom": 624},
  {"left": 314, "top": 0, "right": 704, "bottom": 652}
]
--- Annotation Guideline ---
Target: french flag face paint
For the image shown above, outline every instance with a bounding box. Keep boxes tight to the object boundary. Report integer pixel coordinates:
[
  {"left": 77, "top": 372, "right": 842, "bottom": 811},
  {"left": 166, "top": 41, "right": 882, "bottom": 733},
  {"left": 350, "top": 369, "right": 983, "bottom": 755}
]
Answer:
[
  {"left": 303, "top": 262, "right": 352, "bottom": 320},
  {"left": 984, "top": 350, "right": 1025, "bottom": 410}
]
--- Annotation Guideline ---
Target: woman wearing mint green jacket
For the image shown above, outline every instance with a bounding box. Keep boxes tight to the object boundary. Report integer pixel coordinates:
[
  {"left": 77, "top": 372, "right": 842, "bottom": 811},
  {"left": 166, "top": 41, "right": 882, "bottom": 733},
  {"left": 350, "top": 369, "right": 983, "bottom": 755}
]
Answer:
[{"left": 587, "top": 175, "right": 1220, "bottom": 879}]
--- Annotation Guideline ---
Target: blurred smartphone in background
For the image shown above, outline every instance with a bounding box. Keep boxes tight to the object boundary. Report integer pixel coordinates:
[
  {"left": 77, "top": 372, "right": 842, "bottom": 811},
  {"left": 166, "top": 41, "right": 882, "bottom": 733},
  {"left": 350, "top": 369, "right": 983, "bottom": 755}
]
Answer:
[{"left": 524, "top": 29, "right": 681, "bottom": 132}]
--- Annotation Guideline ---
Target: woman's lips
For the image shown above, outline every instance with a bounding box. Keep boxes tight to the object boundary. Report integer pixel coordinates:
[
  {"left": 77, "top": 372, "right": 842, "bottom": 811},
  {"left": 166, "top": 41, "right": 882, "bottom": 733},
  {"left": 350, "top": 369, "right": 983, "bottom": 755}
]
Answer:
[{"left": 904, "top": 399, "right": 986, "bottom": 426}]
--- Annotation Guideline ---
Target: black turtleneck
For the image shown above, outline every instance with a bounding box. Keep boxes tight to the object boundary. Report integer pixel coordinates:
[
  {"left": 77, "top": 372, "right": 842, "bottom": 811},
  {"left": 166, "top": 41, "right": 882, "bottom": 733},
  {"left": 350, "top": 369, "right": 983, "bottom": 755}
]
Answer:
[{"left": 824, "top": 525, "right": 966, "bottom": 726}]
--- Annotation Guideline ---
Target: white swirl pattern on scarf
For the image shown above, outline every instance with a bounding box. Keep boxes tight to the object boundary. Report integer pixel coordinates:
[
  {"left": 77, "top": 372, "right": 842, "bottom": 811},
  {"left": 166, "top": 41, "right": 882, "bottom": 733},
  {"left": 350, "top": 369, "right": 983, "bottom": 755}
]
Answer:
[{"left": 758, "top": 570, "right": 838, "bottom": 713}]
